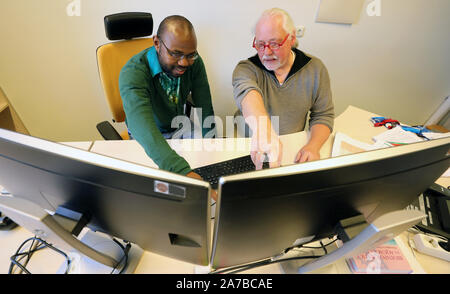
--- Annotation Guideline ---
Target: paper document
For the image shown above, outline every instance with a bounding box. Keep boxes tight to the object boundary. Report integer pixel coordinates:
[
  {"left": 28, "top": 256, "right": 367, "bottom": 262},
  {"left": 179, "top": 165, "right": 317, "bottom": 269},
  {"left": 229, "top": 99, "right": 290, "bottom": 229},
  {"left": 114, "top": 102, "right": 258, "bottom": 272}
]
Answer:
[
  {"left": 331, "top": 132, "right": 389, "bottom": 157},
  {"left": 427, "top": 132, "right": 450, "bottom": 177},
  {"left": 422, "top": 131, "right": 450, "bottom": 140},
  {"left": 372, "top": 126, "right": 424, "bottom": 145},
  {"left": 442, "top": 168, "right": 450, "bottom": 178}
]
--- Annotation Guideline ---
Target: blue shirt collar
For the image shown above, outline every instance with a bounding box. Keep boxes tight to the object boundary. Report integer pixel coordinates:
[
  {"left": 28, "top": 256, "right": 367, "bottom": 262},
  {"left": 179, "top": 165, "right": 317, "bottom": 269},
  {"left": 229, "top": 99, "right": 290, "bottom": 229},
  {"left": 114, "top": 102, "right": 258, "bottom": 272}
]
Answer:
[{"left": 146, "top": 46, "right": 162, "bottom": 77}]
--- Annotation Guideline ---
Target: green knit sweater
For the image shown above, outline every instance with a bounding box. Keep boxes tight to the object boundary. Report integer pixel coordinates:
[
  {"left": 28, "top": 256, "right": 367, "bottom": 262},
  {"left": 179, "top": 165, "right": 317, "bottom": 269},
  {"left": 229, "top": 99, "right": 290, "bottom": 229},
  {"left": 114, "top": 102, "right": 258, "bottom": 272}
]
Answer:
[{"left": 119, "top": 46, "right": 215, "bottom": 175}]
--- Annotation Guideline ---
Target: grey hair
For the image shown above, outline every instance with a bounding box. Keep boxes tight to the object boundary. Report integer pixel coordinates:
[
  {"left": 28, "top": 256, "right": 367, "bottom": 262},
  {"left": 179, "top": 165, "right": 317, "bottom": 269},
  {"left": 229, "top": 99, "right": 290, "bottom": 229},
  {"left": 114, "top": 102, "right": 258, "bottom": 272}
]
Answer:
[{"left": 254, "top": 8, "right": 298, "bottom": 48}]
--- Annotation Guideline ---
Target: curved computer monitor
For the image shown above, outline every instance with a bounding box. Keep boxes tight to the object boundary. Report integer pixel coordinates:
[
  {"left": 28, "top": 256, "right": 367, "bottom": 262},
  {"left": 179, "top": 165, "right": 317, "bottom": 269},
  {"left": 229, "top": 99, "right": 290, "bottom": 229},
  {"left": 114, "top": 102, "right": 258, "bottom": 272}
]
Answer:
[
  {"left": 0, "top": 128, "right": 211, "bottom": 266},
  {"left": 211, "top": 137, "right": 450, "bottom": 268}
]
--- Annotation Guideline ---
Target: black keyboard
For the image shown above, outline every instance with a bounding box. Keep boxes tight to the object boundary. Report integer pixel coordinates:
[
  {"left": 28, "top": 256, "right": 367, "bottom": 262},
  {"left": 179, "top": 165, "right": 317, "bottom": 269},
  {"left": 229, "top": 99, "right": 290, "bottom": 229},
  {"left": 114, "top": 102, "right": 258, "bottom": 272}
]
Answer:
[{"left": 192, "top": 155, "right": 268, "bottom": 189}]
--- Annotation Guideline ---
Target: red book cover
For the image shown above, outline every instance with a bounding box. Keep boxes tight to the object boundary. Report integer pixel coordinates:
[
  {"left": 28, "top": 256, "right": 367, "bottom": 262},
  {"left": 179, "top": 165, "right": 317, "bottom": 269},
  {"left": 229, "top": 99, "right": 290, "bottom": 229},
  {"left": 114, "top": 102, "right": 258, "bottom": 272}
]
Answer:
[{"left": 346, "top": 239, "right": 413, "bottom": 274}]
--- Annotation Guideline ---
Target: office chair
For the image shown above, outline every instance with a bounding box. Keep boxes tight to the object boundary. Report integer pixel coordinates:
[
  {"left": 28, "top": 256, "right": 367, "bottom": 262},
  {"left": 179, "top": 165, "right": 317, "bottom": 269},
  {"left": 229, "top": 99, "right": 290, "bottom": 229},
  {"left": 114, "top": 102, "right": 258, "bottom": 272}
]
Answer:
[{"left": 96, "top": 12, "right": 154, "bottom": 140}]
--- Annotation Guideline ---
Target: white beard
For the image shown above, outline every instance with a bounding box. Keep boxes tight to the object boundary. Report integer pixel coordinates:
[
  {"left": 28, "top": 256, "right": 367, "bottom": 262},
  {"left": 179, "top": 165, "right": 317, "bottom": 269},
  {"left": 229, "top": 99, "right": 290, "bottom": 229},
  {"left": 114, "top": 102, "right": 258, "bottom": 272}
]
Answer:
[{"left": 262, "top": 55, "right": 281, "bottom": 71}]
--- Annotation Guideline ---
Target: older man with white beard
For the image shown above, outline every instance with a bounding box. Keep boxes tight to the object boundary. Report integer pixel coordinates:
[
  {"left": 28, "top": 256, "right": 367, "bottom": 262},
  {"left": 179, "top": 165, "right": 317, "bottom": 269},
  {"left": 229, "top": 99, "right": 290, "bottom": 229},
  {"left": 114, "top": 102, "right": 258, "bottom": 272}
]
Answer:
[{"left": 232, "top": 8, "right": 334, "bottom": 170}]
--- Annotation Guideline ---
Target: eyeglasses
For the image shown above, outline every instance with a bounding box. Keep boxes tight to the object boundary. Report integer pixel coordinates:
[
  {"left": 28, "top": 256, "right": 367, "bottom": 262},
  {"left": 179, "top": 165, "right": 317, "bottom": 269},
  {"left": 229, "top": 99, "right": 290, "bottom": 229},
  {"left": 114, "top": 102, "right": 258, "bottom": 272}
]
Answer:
[
  {"left": 253, "top": 34, "right": 290, "bottom": 51},
  {"left": 159, "top": 37, "right": 199, "bottom": 61}
]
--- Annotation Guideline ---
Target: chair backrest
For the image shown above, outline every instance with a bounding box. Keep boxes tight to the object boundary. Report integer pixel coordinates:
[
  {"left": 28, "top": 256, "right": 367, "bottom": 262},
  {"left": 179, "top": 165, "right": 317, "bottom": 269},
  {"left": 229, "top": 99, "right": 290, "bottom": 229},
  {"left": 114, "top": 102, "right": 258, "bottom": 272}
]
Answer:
[{"left": 96, "top": 12, "right": 154, "bottom": 123}]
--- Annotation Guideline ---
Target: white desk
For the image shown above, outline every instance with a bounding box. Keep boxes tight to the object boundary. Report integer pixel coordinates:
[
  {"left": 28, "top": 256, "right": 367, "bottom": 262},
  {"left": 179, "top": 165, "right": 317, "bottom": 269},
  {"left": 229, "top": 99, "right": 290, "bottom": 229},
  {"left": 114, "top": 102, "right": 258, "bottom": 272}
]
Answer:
[
  {"left": 60, "top": 141, "right": 94, "bottom": 151},
  {"left": 89, "top": 105, "right": 389, "bottom": 169},
  {"left": 1, "top": 106, "right": 449, "bottom": 274}
]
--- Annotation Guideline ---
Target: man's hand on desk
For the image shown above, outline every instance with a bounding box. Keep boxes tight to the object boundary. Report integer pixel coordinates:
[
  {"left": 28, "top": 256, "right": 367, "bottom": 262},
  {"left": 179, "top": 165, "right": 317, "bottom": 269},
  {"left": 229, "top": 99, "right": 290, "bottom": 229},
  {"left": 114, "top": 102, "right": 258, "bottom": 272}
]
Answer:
[
  {"left": 186, "top": 171, "right": 202, "bottom": 180},
  {"left": 294, "top": 144, "right": 321, "bottom": 163},
  {"left": 294, "top": 124, "right": 331, "bottom": 163},
  {"left": 250, "top": 131, "right": 283, "bottom": 170},
  {"left": 186, "top": 171, "right": 218, "bottom": 201}
]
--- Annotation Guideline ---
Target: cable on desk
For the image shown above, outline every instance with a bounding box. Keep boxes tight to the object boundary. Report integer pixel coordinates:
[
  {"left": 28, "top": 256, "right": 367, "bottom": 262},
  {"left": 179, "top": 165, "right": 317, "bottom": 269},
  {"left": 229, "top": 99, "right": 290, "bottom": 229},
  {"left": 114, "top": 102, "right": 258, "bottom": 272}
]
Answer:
[
  {"left": 9, "top": 236, "right": 131, "bottom": 274},
  {"left": 405, "top": 230, "right": 417, "bottom": 259},
  {"left": 9, "top": 237, "right": 40, "bottom": 274},
  {"left": 210, "top": 237, "right": 340, "bottom": 274},
  {"left": 211, "top": 237, "right": 342, "bottom": 274},
  {"left": 210, "top": 239, "right": 330, "bottom": 274},
  {"left": 283, "top": 238, "right": 338, "bottom": 255},
  {"left": 9, "top": 236, "right": 71, "bottom": 274},
  {"left": 320, "top": 240, "right": 327, "bottom": 254},
  {"left": 210, "top": 255, "right": 321, "bottom": 274},
  {"left": 234, "top": 256, "right": 322, "bottom": 274},
  {"left": 209, "top": 258, "right": 271, "bottom": 274},
  {"left": 110, "top": 238, "right": 131, "bottom": 274},
  {"left": 408, "top": 226, "right": 448, "bottom": 242}
]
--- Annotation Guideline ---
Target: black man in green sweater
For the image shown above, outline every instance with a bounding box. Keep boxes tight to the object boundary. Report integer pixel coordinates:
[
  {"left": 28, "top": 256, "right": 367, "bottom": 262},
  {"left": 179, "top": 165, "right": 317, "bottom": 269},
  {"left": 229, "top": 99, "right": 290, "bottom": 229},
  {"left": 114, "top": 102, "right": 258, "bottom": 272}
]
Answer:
[{"left": 119, "top": 15, "right": 215, "bottom": 180}]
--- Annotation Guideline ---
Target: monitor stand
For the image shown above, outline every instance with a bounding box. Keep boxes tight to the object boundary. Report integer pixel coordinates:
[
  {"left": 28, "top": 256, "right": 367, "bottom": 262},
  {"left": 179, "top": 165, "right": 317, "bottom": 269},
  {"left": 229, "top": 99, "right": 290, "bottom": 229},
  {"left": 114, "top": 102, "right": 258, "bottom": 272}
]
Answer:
[
  {"left": 279, "top": 209, "right": 426, "bottom": 274},
  {"left": 0, "top": 196, "right": 143, "bottom": 274},
  {"left": 58, "top": 229, "right": 143, "bottom": 274}
]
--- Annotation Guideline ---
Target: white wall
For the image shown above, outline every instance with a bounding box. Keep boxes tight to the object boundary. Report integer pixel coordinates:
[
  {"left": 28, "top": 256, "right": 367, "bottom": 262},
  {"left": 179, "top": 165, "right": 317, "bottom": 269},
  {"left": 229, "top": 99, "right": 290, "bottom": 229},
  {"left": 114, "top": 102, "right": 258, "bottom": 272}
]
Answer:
[{"left": 0, "top": 0, "right": 449, "bottom": 141}]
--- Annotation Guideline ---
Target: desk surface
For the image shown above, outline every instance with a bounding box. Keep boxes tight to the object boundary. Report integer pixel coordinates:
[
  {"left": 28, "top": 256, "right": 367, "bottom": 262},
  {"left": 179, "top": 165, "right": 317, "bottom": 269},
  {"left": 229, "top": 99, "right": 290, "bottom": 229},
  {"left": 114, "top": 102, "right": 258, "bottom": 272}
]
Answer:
[
  {"left": 1, "top": 105, "right": 449, "bottom": 274},
  {"left": 88, "top": 105, "right": 388, "bottom": 170}
]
